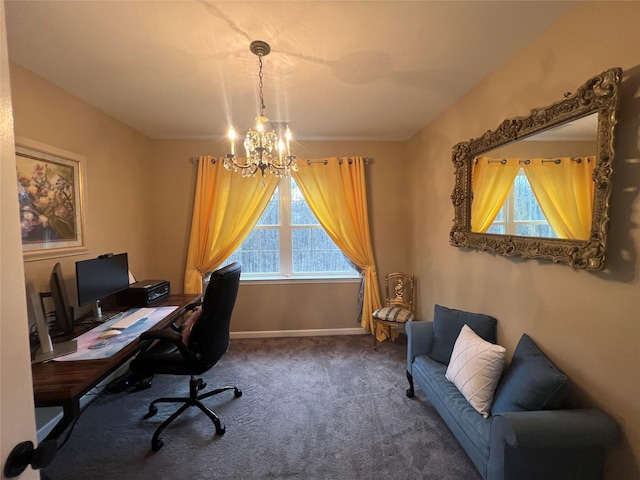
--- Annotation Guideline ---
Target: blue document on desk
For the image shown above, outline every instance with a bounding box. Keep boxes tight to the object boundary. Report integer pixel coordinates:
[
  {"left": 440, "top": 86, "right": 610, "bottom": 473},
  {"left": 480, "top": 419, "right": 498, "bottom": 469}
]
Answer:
[{"left": 54, "top": 306, "right": 178, "bottom": 361}]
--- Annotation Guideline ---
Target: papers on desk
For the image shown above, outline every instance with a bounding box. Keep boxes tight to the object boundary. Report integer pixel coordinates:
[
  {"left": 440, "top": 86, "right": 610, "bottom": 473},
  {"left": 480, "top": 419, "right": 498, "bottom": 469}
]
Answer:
[{"left": 54, "top": 306, "right": 178, "bottom": 361}]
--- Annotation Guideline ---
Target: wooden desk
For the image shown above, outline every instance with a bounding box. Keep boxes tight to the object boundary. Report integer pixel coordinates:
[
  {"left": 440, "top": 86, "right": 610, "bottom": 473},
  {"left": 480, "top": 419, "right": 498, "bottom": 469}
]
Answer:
[{"left": 32, "top": 293, "right": 199, "bottom": 440}]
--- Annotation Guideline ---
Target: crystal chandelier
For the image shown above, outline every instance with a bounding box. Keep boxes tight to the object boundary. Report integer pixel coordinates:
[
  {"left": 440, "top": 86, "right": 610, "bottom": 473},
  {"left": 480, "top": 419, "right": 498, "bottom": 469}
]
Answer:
[{"left": 224, "top": 40, "right": 297, "bottom": 182}]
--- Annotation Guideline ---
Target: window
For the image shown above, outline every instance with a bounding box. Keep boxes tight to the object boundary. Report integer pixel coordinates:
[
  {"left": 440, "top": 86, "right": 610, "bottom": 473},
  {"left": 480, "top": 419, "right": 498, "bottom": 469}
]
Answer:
[
  {"left": 487, "top": 169, "right": 557, "bottom": 238},
  {"left": 226, "top": 177, "right": 359, "bottom": 279}
]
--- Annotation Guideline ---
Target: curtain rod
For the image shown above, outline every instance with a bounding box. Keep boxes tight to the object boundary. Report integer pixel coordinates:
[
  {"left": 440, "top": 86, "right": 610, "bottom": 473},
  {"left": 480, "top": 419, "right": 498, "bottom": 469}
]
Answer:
[
  {"left": 191, "top": 156, "right": 373, "bottom": 164},
  {"left": 486, "top": 157, "right": 590, "bottom": 165}
]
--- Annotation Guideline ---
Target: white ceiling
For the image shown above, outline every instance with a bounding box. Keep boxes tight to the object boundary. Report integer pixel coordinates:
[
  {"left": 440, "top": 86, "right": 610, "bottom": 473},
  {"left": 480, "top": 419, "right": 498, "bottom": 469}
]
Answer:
[{"left": 5, "top": 1, "right": 577, "bottom": 142}]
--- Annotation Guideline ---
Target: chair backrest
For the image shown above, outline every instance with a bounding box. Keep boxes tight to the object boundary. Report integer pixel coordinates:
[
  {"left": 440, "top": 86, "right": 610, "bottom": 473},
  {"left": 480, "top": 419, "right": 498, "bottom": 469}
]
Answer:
[
  {"left": 188, "top": 262, "right": 241, "bottom": 368},
  {"left": 384, "top": 272, "right": 415, "bottom": 311}
]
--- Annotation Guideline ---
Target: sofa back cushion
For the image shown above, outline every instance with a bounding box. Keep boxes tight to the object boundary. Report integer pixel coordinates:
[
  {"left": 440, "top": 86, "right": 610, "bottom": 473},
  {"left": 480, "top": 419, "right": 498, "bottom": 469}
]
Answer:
[
  {"left": 491, "top": 334, "right": 568, "bottom": 415},
  {"left": 429, "top": 304, "right": 497, "bottom": 365}
]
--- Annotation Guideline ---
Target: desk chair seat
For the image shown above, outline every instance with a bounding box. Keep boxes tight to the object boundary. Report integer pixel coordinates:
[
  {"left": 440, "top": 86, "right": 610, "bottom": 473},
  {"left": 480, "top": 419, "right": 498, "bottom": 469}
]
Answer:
[
  {"left": 372, "top": 272, "right": 415, "bottom": 350},
  {"left": 130, "top": 263, "right": 242, "bottom": 452}
]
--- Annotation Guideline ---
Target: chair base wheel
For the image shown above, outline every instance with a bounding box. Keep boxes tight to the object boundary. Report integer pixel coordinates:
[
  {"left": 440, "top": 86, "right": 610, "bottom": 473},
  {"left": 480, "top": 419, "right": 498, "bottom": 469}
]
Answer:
[
  {"left": 216, "top": 424, "right": 226, "bottom": 435},
  {"left": 151, "top": 438, "right": 163, "bottom": 452},
  {"left": 234, "top": 389, "right": 243, "bottom": 398}
]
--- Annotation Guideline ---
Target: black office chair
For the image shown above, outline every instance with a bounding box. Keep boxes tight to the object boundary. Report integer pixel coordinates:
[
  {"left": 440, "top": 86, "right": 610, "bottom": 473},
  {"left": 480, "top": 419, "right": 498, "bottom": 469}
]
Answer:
[{"left": 129, "top": 262, "right": 242, "bottom": 452}]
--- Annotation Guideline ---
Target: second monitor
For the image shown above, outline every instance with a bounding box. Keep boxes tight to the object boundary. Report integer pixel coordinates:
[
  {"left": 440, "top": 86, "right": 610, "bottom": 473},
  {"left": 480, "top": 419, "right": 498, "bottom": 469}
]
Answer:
[{"left": 76, "top": 253, "right": 130, "bottom": 320}]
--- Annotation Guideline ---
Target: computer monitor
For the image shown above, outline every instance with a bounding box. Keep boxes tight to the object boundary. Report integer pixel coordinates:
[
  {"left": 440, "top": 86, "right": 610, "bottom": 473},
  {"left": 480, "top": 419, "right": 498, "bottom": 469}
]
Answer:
[
  {"left": 76, "top": 253, "right": 130, "bottom": 320},
  {"left": 49, "top": 262, "right": 75, "bottom": 334}
]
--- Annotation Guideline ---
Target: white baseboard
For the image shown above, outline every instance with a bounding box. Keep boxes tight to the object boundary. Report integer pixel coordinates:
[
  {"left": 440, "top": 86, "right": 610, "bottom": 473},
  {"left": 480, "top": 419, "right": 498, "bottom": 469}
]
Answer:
[{"left": 230, "top": 328, "right": 369, "bottom": 339}]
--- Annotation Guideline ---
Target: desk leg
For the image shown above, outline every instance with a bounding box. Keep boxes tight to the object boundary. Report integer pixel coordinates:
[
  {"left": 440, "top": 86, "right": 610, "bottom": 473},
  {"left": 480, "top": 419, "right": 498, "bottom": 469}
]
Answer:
[{"left": 43, "top": 400, "right": 80, "bottom": 442}]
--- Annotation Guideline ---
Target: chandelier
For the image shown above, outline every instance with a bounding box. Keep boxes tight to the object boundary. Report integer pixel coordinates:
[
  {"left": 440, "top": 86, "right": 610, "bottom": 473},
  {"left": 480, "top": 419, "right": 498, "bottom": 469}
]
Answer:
[{"left": 224, "top": 40, "right": 297, "bottom": 182}]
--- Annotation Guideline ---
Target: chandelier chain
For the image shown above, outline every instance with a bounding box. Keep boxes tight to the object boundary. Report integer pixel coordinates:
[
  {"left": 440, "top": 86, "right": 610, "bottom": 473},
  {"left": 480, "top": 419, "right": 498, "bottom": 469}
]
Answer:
[{"left": 258, "top": 54, "right": 265, "bottom": 114}]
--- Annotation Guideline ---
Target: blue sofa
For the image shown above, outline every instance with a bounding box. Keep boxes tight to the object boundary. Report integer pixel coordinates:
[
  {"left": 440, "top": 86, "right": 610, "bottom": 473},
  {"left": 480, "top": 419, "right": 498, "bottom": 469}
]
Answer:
[{"left": 405, "top": 305, "right": 619, "bottom": 480}]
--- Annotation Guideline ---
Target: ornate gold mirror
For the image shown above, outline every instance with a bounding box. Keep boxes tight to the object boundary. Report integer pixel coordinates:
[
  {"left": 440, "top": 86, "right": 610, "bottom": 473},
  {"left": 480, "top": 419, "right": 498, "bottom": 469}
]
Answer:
[{"left": 450, "top": 67, "right": 621, "bottom": 270}]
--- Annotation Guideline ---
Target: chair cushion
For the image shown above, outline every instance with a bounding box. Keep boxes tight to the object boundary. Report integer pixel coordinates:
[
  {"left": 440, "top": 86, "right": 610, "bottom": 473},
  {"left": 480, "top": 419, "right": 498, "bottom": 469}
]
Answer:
[
  {"left": 446, "top": 325, "right": 506, "bottom": 418},
  {"left": 181, "top": 306, "right": 203, "bottom": 346},
  {"left": 429, "top": 304, "right": 497, "bottom": 365},
  {"left": 372, "top": 306, "right": 414, "bottom": 323},
  {"left": 491, "top": 334, "right": 568, "bottom": 415}
]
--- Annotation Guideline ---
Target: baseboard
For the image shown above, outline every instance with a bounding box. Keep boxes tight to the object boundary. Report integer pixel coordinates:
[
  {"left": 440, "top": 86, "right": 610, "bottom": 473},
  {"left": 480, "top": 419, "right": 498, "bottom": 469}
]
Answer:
[{"left": 230, "top": 328, "right": 369, "bottom": 339}]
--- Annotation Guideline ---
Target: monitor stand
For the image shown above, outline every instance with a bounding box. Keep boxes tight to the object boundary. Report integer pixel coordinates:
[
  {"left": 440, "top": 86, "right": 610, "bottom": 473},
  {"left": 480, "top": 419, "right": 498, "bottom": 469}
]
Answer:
[{"left": 92, "top": 299, "right": 111, "bottom": 322}]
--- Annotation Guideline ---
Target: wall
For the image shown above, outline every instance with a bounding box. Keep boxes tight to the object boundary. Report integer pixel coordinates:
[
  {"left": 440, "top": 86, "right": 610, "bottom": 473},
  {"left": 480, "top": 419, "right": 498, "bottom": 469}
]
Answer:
[
  {"left": 406, "top": 3, "right": 639, "bottom": 479},
  {"left": 0, "top": 2, "right": 38, "bottom": 476}
]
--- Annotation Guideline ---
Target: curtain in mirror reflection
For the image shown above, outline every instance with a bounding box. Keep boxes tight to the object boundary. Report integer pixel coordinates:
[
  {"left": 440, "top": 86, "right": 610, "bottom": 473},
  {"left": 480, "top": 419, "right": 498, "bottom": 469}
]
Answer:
[{"left": 471, "top": 156, "right": 595, "bottom": 240}]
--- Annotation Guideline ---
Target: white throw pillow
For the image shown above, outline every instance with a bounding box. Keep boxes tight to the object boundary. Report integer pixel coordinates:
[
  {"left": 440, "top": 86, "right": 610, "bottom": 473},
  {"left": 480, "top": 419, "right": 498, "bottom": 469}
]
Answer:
[{"left": 445, "top": 324, "right": 506, "bottom": 418}]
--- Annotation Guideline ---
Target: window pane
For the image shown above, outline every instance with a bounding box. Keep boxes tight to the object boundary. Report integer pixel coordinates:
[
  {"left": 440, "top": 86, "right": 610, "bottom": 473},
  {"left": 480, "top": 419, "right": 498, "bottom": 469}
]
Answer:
[
  {"left": 486, "top": 225, "right": 505, "bottom": 234},
  {"left": 228, "top": 229, "right": 280, "bottom": 273},
  {"left": 513, "top": 174, "right": 547, "bottom": 221},
  {"left": 291, "top": 179, "right": 318, "bottom": 225},
  {"left": 493, "top": 205, "right": 505, "bottom": 222},
  {"left": 292, "top": 226, "right": 354, "bottom": 273},
  {"left": 257, "top": 186, "right": 279, "bottom": 226},
  {"left": 515, "top": 224, "right": 557, "bottom": 238}
]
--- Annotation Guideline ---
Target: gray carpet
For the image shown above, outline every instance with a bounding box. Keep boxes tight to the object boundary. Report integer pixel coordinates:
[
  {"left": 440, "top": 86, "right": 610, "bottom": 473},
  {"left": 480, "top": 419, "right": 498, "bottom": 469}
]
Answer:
[{"left": 42, "top": 335, "right": 481, "bottom": 480}]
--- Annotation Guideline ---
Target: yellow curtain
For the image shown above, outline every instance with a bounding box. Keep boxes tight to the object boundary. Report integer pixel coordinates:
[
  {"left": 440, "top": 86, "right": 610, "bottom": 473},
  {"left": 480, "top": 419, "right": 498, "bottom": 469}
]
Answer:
[
  {"left": 291, "top": 157, "right": 384, "bottom": 339},
  {"left": 183, "top": 156, "right": 279, "bottom": 293},
  {"left": 523, "top": 156, "right": 595, "bottom": 240},
  {"left": 471, "top": 157, "right": 521, "bottom": 232}
]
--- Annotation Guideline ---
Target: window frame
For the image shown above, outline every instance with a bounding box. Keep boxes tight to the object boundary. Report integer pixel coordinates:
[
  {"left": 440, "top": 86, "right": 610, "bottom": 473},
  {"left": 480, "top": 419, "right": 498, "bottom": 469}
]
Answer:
[{"left": 227, "top": 177, "right": 361, "bottom": 282}]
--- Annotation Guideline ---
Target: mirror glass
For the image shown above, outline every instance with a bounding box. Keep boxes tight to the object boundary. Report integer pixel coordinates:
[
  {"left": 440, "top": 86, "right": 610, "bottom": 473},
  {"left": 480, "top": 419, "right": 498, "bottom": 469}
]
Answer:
[
  {"left": 450, "top": 68, "right": 621, "bottom": 270},
  {"left": 471, "top": 113, "right": 597, "bottom": 240}
]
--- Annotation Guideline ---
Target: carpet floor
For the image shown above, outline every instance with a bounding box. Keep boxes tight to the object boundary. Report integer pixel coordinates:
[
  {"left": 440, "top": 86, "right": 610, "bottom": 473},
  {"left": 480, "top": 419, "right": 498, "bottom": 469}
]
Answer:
[{"left": 42, "top": 335, "right": 481, "bottom": 480}]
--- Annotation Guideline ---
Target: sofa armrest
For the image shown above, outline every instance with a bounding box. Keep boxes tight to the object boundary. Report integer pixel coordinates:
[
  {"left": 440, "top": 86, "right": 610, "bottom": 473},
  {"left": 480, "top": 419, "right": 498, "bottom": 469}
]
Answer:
[
  {"left": 406, "top": 321, "right": 433, "bottom": 375},
  {"left": 488, "top": 409, "right": 619, "bottom": 480},
  {"left": 492, "top": 409, "right": 619, "bottom": 449}
]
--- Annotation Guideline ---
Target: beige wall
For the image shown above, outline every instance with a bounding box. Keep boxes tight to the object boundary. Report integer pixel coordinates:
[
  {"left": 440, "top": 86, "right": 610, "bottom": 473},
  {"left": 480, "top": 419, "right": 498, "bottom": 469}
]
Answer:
[
  {"left": 1, "top": 2, "right": 38, "bottom": 475},
  {"left": 407, "top": 3, "right": 639, "bottom": 479}
]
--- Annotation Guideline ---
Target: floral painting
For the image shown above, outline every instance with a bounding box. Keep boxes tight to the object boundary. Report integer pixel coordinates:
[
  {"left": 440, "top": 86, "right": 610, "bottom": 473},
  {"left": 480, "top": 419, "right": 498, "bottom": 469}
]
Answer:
[{"left": 16, "top": 140, "right": 87, "bottom": 260}]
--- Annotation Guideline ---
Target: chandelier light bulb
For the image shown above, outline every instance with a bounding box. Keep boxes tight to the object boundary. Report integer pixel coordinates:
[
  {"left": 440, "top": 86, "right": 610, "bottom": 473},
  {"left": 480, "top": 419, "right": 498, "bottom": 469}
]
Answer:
[{"left": 228, "top": 127, "right": 236, "bottom": 154}]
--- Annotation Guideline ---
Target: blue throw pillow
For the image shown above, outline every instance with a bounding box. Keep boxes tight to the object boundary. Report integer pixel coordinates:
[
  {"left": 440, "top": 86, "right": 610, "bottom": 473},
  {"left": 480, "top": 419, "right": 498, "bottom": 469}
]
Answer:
[
  {"left": 428, "top": 304, "right": 497, "bottom": 364},
  {"left": 491, "top": 334, "right": 568, "bottom": 415}
]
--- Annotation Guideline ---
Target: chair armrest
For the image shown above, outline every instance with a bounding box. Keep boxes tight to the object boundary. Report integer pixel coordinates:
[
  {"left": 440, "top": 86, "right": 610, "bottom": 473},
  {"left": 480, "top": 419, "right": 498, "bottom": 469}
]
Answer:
[
  {"left": 138, "top": 328, "right": 200, "bottom": 363},
  {"left": 405, "top": 321, "right": 433, "bottom": 375},
  {"left": 185, "top": 301, "right": 202, "bottom": 311},
  {"left": 491, "top": 409, "right": 619, "bottom": 449},
  {"left": 139, "top": 328, "right": 183, "bottom": 343}
]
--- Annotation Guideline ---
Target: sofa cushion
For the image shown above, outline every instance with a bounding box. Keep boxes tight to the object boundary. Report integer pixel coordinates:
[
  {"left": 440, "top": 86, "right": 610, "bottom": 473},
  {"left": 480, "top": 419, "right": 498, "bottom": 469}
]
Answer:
[
  {"left": 491, "top": 334, "right": 568, "bottom": 415},
  {"left": 429, "top": 304, "right": 497, "bottom": 365},
  {"left": 373, "top": 306, "right": 414, "bottom": 323},
  {"left": 412, "top": 354, "right": 492, "bottom": 461},
  {"left": 446, "top": 325, "right": 506, "bottom": 418}
]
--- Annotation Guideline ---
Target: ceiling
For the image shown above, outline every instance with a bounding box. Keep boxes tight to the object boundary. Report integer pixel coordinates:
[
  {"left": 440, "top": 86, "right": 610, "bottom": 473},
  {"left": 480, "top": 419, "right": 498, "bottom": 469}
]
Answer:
[{"left": 5, "top": 1, "right": 577, "bottom": 142}]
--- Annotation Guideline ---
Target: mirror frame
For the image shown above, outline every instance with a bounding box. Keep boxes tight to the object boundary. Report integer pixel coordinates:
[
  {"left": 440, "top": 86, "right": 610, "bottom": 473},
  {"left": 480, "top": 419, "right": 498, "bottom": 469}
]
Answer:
[{"left": 450, "top": 67, "right": 622, "bottom": 270}]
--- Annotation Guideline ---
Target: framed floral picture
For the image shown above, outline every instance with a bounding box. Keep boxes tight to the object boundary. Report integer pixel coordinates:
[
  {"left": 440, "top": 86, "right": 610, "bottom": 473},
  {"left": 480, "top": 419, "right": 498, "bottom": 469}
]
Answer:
[{"left": 15, "top": 138, "right": 88, "bottom": 261}]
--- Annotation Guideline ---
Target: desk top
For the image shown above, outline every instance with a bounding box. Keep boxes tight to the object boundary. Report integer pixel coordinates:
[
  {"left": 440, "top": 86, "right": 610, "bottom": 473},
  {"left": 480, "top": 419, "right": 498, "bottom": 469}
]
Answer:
[{"left": 32, "top": 293, "right": 199, "bottom": 408}]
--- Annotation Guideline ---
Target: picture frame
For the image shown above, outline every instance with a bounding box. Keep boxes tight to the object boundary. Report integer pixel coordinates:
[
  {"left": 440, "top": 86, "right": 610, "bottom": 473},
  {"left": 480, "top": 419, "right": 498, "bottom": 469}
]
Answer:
[{"left": 15, "top": 137, "right": 88, "bottom": 262}]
